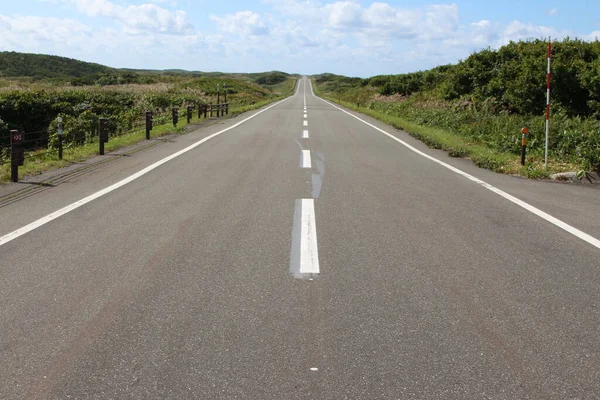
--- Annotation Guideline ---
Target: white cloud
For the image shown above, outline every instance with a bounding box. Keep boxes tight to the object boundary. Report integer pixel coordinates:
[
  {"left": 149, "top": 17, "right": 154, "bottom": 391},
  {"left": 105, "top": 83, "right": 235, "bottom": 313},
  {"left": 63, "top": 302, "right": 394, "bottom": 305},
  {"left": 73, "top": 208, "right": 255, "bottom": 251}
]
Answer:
[
  {"left": 58, "top": 0, "right": 193, "bottom": 34},
  {"left": 210, "top": 11, "right": 269, "bottom": 36},
  {"left": 547, "top": 8, "right": 558, "bottom": 16},
  {"left": 422, "top": 4, "right": 460, "bottom": 39},
  {"left": 264, "top": 1, "right": 459, "bottom": 40},
  {"left": 149, "top": 0, "right": 178, "bottom": 5},
  {"left": 3, "top": 1, "right": 600, "bottom": 76},
  {"left": 0, "top": 15, "right": 91, "bottom": 50},
  {"left": 323, "top": 1, "right": 363, "bottom": 29},
  {"left": 0, "top": 13, "right": 221, "bottom": 70},
  {"left": 502, "top": 20, "right": 555, "bottom": 43},
  {"left": 210, "top": 1, "right": 598, "bottom": 74}
]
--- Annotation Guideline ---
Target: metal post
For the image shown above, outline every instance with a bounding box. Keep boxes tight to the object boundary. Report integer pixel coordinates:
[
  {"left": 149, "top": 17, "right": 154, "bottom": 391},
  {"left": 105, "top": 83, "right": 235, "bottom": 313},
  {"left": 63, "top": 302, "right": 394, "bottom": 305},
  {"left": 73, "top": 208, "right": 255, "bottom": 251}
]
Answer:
[
  {"left": 203, "top": 105, "right": 207, "bottom": 118},
  {"left": 145, "top": 111, "right": 152, "bottom": 140},
  {"left": 57, "top": 116, "right": 63, "bottom": 160},
  {"left": 98, "top": 118, "right": 108, "bottom": 155},
  {"left": 210, "top": 105, "right": 213, "bottom": 118},
  {"left": 10, "top": 130, "right": 23, "bottom": 183},
  {"left": 521, "top": 127, "right": 528, "bottom": 166},
  {"left": 224, "top": 84, "right": 227, "bottom": 103},
  {"left": 187, "top": 106, "right": 193, "bottom": 124}
]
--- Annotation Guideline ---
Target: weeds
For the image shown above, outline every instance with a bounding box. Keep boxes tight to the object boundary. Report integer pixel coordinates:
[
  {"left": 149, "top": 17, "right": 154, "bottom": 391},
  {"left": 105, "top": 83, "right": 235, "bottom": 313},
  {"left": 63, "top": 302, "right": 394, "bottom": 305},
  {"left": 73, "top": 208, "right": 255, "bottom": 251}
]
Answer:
[
  {"left": 312, "top": 81, "right": 582, "bottom": 178},
  {"left": 0, "top": 79, "right": 296, "bottom": 183}
]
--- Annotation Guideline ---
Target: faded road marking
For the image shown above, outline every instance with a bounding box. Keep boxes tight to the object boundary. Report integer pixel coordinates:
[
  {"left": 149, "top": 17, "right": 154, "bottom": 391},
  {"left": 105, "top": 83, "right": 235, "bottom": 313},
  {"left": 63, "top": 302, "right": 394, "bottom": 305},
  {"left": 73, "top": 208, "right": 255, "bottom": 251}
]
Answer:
[{"left": 290, "top": 199, "right": 320, "bottom": 279}]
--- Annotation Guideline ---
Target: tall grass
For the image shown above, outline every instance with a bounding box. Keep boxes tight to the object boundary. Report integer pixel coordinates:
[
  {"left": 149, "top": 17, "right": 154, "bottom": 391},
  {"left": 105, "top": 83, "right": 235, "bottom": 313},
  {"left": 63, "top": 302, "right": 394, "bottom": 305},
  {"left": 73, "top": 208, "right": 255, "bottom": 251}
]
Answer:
[
  {"left": 313, "top": 81, "right": 582, "bottom": 178},
  {"left": 0, "top": 78, "right": 296, "bottom": 183}
]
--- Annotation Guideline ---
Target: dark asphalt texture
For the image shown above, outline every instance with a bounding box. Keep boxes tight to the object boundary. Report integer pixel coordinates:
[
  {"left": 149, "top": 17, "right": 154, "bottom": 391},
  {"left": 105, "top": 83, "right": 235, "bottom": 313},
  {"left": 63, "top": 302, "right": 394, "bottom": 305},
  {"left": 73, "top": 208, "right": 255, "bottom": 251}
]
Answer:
[{"left": 1, "top": 78, "right": 599, "bottom": 399}]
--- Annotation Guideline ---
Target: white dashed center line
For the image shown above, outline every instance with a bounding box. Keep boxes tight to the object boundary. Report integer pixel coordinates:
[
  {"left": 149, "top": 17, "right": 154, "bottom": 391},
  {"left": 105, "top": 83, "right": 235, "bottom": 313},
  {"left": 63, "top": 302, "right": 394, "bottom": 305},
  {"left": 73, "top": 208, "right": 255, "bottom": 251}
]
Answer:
[
  {"left": 290, "top": 79, "right": 320, "bottom": 280},
  {"left": 300, "top": 150, "right": 311, "bottom": 168},
  {"left": 290, "top": 199, "right": 320, "bottom": 279}
]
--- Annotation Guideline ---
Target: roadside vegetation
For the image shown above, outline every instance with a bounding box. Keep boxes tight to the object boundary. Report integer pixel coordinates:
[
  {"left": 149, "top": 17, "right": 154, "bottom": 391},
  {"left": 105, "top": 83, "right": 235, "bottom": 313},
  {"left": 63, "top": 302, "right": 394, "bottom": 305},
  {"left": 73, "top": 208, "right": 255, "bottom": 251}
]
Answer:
[
  {"left": 0, "top": 53, "right": 296, "bottom": 183},
  {"left": 313, "top": 38, "right": 600, "bottom": 178}
]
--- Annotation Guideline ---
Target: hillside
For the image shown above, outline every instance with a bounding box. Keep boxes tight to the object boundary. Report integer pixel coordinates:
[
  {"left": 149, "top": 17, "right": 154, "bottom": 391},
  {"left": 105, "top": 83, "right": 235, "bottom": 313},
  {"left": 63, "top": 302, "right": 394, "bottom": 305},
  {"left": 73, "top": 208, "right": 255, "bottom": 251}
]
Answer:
[
  {"left": 0, "top": 52, "right": 297, "bottom": 90},
  {"left": 313, "top": 38, "right": 600, "bottom": 174},
  {"left": 0, "top": 51, "right": 116, "bottom": 79},
  {"left": 317, "top": 38, "right": 600, "bottom": 118}
]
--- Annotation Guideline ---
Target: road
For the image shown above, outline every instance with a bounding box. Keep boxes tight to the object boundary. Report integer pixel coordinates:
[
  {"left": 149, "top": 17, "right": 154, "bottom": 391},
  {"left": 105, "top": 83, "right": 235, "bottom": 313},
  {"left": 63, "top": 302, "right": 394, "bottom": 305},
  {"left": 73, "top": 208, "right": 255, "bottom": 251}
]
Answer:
[{"left": 1, "top": 78, "right": 599, "bottom": 399}]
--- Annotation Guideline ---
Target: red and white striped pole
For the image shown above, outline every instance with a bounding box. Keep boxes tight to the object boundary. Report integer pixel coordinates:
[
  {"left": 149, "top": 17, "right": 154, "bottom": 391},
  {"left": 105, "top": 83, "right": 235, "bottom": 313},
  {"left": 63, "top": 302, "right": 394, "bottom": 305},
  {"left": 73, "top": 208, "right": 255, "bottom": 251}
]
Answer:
[{"left": 545, "top": 37, "right": 551, "bottom": 168}]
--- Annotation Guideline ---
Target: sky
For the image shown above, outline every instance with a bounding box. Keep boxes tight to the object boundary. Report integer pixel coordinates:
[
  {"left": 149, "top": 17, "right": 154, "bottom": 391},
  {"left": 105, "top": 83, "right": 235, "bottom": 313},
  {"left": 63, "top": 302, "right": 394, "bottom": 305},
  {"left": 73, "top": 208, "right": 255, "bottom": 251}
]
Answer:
[{"left": 0, "top": 0, "right": 599, "bottom": 77}]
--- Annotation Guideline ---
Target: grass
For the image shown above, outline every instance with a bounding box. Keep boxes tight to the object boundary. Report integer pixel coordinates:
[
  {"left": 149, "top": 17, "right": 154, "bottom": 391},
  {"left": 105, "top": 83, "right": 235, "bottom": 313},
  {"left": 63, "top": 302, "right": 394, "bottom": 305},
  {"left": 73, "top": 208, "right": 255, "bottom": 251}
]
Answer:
[
  {"left": 0, "top": 78, "right": 296, "bottom": 184},
  {"left": 0, "top": 119, "right": 185, "bottom": 183},
  {"left": 312, "top": 81, "right": 577, "bottom": 179}
]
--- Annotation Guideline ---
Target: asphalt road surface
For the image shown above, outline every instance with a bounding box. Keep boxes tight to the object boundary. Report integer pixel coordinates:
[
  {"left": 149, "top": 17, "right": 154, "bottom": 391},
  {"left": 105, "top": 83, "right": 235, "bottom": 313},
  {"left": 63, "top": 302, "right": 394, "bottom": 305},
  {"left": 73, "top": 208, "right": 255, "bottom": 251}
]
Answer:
[{"left": 1, "top": 78, "right": 599, "bottom": 399}]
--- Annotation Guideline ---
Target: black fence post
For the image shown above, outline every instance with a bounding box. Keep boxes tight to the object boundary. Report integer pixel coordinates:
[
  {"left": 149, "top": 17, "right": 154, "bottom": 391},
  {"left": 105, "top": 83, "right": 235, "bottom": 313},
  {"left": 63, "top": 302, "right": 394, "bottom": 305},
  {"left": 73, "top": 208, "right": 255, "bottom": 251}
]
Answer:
[
  {"left": 187, "top": 106, "right": 193, "bottom": 124},
  {"left": 172, "top": 108, "right": 179, "bottom": 127},
  {"left": 57, "top": 117, "right": 63, "bottom": 160},
  {"left": 226, "top": 103, "right": 229, "bottom": 115},
  {"left": 10, "top": 130, "right": 24, "bottom": 183},
  {"left": 210, "top": 105, "right": 213, "bottom": 118},
  {"left": 203, "top": 105, "right": 207, "bottom": 118},
  {"left": 99, "top": 118, "right": 108, "bottom": 155},
  {"left": 146, "top": 111, "right": 153, "bottom": 140}
]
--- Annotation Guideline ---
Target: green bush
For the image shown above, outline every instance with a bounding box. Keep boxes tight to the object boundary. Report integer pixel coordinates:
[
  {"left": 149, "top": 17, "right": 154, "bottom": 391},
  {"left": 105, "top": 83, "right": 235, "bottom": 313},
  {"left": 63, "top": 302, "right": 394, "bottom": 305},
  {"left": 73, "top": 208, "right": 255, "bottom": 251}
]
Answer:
[
  {"left": 256, "top": 72, "right": 288, "bottom": 85},
  {"left": 315, "top": 38, "right": 600, "bottom": 172},
  {"left": 0, "top": 75, "right": 295, "bottom": 155},
  {"left": 367, "top": 38, "right": 600, "bottom": 118},
  {"left": 0, "top": 117, "right": 9, "bottom": 161}
]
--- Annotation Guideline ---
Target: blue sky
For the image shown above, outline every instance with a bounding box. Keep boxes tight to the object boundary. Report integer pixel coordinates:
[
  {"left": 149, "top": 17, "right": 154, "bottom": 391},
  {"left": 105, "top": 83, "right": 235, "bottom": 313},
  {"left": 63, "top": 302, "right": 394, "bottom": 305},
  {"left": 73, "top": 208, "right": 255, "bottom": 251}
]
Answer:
[{"left": 1, "top": 0, "right": 598, "bottom": 77}]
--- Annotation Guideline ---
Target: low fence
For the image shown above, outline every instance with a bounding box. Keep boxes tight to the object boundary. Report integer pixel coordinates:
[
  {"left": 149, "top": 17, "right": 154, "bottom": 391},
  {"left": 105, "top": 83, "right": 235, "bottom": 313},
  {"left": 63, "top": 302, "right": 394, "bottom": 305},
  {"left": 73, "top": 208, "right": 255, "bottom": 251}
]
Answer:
[{"left": 2, "top": 102, "right": 230, "bottom": 183}]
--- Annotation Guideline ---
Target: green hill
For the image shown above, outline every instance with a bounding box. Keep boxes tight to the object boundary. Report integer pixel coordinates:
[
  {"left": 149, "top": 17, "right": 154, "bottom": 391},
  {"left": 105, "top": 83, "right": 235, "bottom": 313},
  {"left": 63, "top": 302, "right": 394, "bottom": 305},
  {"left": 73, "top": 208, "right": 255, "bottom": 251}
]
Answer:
[
  {"left": 343, "top": 38, "right": 600, "bottom": 118},
  {"left": 313, "top": 38, "right": 600, "bottom": 173},
  {"left": 0, "top": 52, "right": 297, "bottom": 88},
  {"left": 0, "top": 51, "right": 116, "bottom": 79}
]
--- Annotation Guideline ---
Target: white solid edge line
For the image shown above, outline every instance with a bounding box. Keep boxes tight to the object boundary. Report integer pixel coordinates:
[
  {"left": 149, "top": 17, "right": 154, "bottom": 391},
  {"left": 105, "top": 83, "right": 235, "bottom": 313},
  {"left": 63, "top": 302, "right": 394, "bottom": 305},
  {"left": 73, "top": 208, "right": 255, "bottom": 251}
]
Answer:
[
  {"left": 301, "top": 150, "right": 312, "bottom": 168},
  {"left": 0, "top": 95, "right": 296, "bottom": 248},
  {"left": 302, "top": 130, "right": 309, "bottom": 139},
  {"left": 316, "top": 96, "right": 600, "bottom": 251},
  {"left": 290, "top": 198, "right": 320, "bottom": 278}
]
